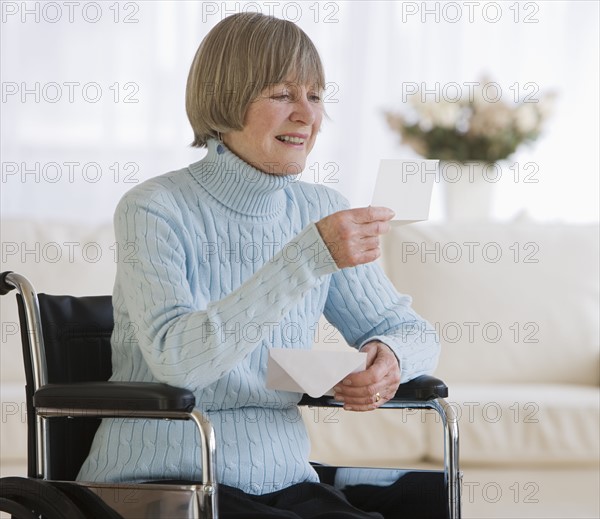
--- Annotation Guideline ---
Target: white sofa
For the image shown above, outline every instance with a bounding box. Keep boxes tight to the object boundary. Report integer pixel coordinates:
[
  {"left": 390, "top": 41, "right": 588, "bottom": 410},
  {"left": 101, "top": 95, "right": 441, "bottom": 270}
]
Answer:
[{"left": 1, "top": 218, "right": 598, "bottom": 518}]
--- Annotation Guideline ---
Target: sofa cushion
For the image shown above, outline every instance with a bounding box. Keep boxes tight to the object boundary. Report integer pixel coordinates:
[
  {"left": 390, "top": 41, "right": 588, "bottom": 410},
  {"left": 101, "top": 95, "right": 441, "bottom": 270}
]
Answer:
[
  {"left": 381, "top": 223, "right": 600, "bottom": 386},
  {"left": 425, "top": 384, "right": 600, "bottom": 466},
  {"left": 304, "top": 407, "right": 428, "bottom": 467},
  {"left": 0, "top": 384, "right": 27, "bottom": 464},
  {"left": 0, "top": 219, "right": 116, "bottom": 383}
]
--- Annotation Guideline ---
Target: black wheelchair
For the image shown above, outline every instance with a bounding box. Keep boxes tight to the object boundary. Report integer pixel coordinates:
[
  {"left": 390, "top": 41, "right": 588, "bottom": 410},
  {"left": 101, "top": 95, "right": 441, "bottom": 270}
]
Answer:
[{"left": 0, "top": 271, "right": 461, "bottom": 518}]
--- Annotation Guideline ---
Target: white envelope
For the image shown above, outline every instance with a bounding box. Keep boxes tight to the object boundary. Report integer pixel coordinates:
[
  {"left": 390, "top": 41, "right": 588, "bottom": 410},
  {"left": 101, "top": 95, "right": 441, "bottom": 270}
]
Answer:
[
  {"left": 266, "top": 348, "right": 367, "bottom": 398},
  {"left": 371, "top": 159, "right": 438, "bottom": 224}
]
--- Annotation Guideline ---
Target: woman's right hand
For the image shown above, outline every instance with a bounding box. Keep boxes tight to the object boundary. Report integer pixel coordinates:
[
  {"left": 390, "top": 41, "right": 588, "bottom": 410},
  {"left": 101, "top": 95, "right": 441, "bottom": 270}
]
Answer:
[{"left": 315, "top": 206, "right": 395, "bottom": 269}]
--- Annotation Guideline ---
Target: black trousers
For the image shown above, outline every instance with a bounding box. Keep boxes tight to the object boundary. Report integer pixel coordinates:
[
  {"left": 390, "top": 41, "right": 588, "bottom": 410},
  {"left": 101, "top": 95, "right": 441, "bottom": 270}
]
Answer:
[
  {"left": 218, "top": 471, "right": 447, "bottom": 519},
  {"left": 218, "top": 482, "right": 383, "bottom": 518}
]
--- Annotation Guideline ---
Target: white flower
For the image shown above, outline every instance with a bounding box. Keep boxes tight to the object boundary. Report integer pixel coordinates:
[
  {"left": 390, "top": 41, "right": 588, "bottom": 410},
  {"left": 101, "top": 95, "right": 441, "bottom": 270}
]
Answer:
[
  {"left": 385, "top": 75, "right": 556, "bottom": 163},
  {"left": 469, "top": 102, "right": 513, "bottom": 138},
  {"left": 515, "top": 104, "right": 539, "bottom": 134},
  {"left": 432, "top": 101, "right": 461, "bottom": 129},
  {"left": 411, "top": 100, "right": 460, "bottom": 130}
]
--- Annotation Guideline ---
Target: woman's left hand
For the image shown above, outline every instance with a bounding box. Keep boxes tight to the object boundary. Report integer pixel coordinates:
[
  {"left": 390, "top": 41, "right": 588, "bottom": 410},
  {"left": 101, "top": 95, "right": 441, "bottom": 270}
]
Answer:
[{"left": 332, "top": 341, "right": 401, "bottom": 411}]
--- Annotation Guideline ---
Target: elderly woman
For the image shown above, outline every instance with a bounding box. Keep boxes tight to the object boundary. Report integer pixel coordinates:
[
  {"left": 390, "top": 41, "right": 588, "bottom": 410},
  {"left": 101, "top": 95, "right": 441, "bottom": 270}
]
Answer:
[{"left": 77, "top": 12, "right": 439, "bottom": 518}]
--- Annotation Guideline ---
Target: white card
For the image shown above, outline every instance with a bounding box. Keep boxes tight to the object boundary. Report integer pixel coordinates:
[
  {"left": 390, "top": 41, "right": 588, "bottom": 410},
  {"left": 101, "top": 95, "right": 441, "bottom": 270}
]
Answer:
[
  {"left": 266, "top": 348, "right": 367, "bottom": 398},
  {"left": 371, "top": 159, "right": 438, "bottom": 224}
]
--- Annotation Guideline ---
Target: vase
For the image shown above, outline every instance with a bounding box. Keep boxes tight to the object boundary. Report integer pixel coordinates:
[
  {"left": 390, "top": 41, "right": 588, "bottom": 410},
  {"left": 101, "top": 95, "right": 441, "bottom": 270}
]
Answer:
[{"left": 440, "top": 161, "right": 498, "bottom": 222}]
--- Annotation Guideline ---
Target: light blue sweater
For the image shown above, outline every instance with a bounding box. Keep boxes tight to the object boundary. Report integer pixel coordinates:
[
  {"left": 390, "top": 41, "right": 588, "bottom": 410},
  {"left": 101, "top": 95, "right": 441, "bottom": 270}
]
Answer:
[{"left": 77, "top": 139, "right": 440, "bottom": 493}]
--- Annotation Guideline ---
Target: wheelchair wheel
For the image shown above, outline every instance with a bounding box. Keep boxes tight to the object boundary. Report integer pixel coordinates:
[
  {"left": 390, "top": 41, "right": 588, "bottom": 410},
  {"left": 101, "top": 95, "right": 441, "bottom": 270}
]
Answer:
[
  {"left": 0, "top": 477, "right": 86, "bottom": 519},
  {"left": 52, "top": 481, "right": 124, "bottom": 519},
  {"left": 0, "top": 497, "right": 38, "bottom": 519}
]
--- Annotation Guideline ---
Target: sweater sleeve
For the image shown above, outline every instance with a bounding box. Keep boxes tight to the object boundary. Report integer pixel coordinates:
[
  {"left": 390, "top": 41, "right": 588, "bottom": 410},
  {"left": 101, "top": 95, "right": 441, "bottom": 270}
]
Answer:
[
  {"left": 322, "top": 262, "right": 440, "bottom": 383},
  {"left": 315, "top": 185, "right": 440, "bottom": 382},
  {"left": 113, "top": 191, "right": 338, "bottom": 390}
]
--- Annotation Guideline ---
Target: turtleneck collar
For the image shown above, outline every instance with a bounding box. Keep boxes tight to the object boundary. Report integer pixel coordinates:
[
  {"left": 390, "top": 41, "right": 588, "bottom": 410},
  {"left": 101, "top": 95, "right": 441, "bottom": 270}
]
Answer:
[{"left": 188, "top": 139, "right": 298, "bottom": 220}]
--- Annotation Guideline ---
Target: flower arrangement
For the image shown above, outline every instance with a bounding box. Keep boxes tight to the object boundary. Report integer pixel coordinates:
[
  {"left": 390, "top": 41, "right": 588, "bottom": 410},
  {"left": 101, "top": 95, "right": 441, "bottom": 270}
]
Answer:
[{"left": 385, "top": 79, "right": 555, "bottom": 163}]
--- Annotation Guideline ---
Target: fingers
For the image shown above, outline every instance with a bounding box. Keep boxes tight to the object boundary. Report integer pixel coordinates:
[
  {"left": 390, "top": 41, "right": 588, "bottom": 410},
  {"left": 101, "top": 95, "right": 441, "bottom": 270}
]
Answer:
[
  {"left": 315, "top": 207, "right": 395, "bottom": 269},
  {"left": 333, "top": 375, "right": 398, "bottom": 411},
  {"left": 324, "top": 207, "right": 394, "bottom": 240},
  {"left": 351, "top": 206, "right": 395, "bottom": 225},
  {"left": 360, "top": 221, "right": 392, "bottom": 239},
  {"left": 333, "top": 342, "right": 401, "bottom": 412}
]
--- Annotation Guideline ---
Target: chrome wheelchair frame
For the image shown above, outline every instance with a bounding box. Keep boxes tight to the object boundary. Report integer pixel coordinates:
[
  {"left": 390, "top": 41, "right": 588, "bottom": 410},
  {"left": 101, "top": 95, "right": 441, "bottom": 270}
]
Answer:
[{"left": 0, "top": 271, "right": 461, "bottom": 518}]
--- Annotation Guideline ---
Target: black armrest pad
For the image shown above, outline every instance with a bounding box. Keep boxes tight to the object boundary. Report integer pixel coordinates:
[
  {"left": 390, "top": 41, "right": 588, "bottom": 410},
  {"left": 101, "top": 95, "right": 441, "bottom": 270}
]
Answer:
[
  {"left": 34, "top": 382, "right": 195, "bottom": 412},
  {"left": 391, "top": 375, "right": 448, "bottom": 401},
  {"left": 298, "top": 375, "right": 448, "bottom": 407}
]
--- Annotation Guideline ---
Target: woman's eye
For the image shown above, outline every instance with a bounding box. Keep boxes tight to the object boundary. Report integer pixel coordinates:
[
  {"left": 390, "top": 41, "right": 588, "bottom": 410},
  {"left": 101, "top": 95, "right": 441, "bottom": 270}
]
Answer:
[{"left": 269, "top": 89, "right": 321, "bottom": 103}]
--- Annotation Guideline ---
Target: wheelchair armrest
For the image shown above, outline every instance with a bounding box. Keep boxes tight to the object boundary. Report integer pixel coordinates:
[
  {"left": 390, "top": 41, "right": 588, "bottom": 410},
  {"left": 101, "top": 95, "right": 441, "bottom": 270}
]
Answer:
[
  {"left": 392, "top": 375, "right": 448, "bottom": 401},
  {"left": 298, "top": 375, "right": 448, "bottom": 407},
  {"left": 33, "top": 381, "right": 195, "bottom": 412}
]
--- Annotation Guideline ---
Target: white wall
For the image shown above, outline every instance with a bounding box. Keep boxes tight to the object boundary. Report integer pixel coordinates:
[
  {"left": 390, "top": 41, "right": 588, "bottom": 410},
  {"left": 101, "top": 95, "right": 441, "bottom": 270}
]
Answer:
[{"left": 1, "top": 0, "right": 598, "bottom": 225}]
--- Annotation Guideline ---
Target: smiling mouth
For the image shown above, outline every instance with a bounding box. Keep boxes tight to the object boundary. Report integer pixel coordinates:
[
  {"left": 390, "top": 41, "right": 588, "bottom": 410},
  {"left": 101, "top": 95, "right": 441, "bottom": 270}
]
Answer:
[{"left": 276, "top": 135, "right": 306, "bottom": 145}]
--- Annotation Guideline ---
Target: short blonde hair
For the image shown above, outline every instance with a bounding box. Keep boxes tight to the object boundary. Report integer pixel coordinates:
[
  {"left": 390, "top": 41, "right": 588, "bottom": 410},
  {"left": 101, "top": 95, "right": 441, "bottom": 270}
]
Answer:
[{"left": 186, "top": 13, "right": 325, "bottom": 148}]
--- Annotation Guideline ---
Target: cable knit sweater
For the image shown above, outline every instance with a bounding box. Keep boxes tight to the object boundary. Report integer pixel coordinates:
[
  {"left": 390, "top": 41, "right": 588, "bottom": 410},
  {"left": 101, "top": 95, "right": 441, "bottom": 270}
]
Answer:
[{"left": 76, "top": 139, "right": 440, "bottom": 493}]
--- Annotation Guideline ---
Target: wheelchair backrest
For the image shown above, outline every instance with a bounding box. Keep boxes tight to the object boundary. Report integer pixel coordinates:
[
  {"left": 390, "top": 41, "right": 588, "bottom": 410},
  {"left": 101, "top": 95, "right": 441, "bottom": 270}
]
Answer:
[{"left": 17, "top": 293, "right": 114, "bottom": 480}]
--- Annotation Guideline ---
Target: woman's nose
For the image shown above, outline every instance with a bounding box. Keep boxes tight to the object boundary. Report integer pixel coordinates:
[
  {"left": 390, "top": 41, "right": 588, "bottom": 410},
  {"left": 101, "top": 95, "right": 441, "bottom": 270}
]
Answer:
[{"left": 290, "top": 96, "right": 317, "bottom": 125}]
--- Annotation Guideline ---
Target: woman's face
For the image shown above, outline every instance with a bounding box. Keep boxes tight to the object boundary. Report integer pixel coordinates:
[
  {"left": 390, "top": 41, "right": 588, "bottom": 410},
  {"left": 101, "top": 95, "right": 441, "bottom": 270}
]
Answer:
[{"left": 223, "top": 81, "right": 324, "bottom": 175}]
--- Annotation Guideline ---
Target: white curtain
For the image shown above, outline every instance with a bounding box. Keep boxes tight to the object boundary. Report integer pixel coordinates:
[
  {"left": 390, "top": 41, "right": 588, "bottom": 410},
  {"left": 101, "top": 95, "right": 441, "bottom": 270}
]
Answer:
[{"left": 1, "top": 0, "right": 598, "bottom": 224}]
